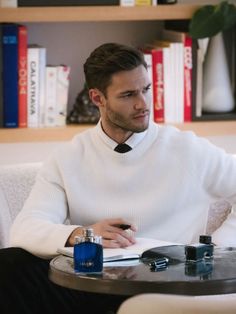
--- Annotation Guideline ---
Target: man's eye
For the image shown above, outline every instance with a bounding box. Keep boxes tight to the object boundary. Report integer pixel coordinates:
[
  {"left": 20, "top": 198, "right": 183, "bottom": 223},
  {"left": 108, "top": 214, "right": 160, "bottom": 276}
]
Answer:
[
  {"left": 121, "top": 93, "right": 133, "bottom": 98},
  {"left": 143, "top": 86, "right": 151, "bottom": 93}
]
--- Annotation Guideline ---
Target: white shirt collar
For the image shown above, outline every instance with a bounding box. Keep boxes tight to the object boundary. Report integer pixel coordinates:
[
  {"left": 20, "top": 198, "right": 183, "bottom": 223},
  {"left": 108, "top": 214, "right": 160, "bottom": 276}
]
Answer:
[{"left": 97, "top": 121, "right": 147, "bottom": 150}]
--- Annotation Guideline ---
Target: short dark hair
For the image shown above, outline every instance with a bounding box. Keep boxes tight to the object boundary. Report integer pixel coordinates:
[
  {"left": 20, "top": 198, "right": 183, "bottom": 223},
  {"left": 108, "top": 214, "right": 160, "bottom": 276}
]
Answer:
[{"left": 83, "top": 43, "right": 147, "bottom": 95}]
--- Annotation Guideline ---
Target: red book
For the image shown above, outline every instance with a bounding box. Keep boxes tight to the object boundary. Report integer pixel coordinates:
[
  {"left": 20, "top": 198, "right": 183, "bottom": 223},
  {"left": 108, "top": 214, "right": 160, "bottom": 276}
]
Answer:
[
  {"left": 18, "top": 25, "right": 28, "bottom": 128},
  {"left": 142, "top": 45, "right": 164, "bottom": 123},
  {"left": 183, "top": 35, "right": 192, "bottom": 122},
  {"left": 162, "top": 29, "right": 193, "bottom": 122},
  {"left": 151, "top": 47, "right": 164, "bottom": 123}
]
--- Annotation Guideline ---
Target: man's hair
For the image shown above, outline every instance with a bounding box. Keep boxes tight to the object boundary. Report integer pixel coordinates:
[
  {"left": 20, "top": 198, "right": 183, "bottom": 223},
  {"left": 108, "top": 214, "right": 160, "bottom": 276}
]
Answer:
[{"left": 83, "top": 43, "right": 147, "bottom": 95}]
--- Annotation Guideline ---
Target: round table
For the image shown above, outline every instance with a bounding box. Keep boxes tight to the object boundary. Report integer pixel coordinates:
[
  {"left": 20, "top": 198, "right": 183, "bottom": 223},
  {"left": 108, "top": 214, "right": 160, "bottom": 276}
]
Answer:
[{"left": 49, "top": 245, "right": 236, "bottom": 296}]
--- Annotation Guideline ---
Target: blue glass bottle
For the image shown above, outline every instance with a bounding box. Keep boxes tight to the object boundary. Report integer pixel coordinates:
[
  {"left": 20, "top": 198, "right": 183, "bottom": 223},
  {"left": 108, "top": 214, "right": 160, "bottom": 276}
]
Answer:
[{"left": 73, "top": 228, "right": 103, "bottom": 273}]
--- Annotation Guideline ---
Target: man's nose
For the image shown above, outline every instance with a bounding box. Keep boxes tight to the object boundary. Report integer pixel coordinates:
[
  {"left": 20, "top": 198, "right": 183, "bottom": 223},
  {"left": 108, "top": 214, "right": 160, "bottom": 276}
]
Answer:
[{"left": 134, "top": 94, "right": 148, "bottom": 110}]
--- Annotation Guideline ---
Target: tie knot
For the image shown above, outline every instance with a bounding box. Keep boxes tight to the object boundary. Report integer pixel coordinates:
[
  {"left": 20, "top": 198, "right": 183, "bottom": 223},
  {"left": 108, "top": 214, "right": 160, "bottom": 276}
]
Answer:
[{"left": 114, "top": 143, "right": 132, "bottom": 153}]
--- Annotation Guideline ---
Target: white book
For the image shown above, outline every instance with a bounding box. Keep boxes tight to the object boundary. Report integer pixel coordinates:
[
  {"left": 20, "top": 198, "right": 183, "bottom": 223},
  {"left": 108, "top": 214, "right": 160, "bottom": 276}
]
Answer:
[
  {"left": 175, "top": 42, "right": 184, "bottom": 123},
  {"left": 143, "top": 53, "right": 154, "bottom": 122},
  {"left": 45, "top": 66, "right": 57, "bottom": 127},
  {"left": 120, "top": 0, "right": 135, "bottom": 5},
  {"left": 55, "top": 65, "right": 70, "bottom": 127},
  {"left": 162, "top": 46, "right": 172, "bottom": 123},
  {"left": 38, "top": 48, "right": 46, "bottom": 127},
  {"left": 57, "top": 237, "right": 177, "bottom": 263},
  {"left": 27, "top": 46, "right": 46, "bottom": 128},
  {"left": 0, "top": 0, "right": 17, "bottom": 7}
]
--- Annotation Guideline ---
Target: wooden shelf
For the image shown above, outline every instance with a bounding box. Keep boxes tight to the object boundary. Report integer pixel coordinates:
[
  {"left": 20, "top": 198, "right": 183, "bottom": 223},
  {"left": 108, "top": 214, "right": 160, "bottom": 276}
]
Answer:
[
  {"left": 0, "top": 4, "right": 202, "bottom": 23},
  {"left": 0, "top": 121, "right": 236, "bottom": 143}
]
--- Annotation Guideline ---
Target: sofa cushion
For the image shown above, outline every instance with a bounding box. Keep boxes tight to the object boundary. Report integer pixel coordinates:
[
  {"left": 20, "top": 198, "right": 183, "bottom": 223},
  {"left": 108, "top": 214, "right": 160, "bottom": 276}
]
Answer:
[{"left": 0, "top": 162, "right": 41, "bottom": 248}]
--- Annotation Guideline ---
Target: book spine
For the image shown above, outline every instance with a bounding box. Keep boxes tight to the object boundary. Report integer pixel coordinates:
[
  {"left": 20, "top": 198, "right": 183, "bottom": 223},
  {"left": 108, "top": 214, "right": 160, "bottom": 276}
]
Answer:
[
  {"left": 183, "top": 35, "right": 193, "bottom": 122},
  {"left": 2, "top": 24, "right": 18, "bottom": 128},
  {"left": 135, "top": 0, "right": 151, "bottom": 4},
  {"left": 38, "top": 47, "right": 46, "bottom": 127},
  {"left": 0, "top": 0, "right": 17, "bottom": 7},
  {"left": 0, "top": 24, "right": 3, "bottom": 128},
  {"left": 55, "top": 65, "right": 70, "bottom": 127},
  {"left": 175, "top": 42, "right": 184, "bottom": 123},
  {"left": 45, "top": 66, "right": 57, "bottom": 127},
  {"left": 18, "top": 25, "right": 28, "bottom": 128},
  {"left": 120, "top": 0, "right": 135, "bottom": 6},
  {"left": 18, "top": 0, "right": 119, "bottom": 6},
  {"left": 152, "top": 48, "right": 164, "bottom": 123},
  {"left": 143, "top": 52, "right": 154, "bottom": 122},
  {"left": 27, "top": 47, "right": 40, "bottom": 128}
]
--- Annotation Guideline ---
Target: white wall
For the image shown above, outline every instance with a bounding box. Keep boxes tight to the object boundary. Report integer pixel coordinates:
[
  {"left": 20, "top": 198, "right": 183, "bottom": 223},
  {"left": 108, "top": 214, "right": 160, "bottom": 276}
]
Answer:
[{"left": 26, "top": 21, "right": 163, "bottom": 113}]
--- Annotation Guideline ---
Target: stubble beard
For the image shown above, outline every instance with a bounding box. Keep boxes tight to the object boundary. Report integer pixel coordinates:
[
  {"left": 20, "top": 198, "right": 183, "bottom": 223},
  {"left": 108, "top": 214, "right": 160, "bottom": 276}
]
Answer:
[{"left": 106, "top": 110, "right": 150, "bottom": 133}]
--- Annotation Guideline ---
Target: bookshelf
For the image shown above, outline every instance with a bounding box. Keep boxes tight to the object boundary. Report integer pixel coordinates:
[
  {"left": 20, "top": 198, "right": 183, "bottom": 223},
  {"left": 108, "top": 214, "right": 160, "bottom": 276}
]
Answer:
[
  {"left": 0, "top": 4, "right": 235, "bottom": 143},
  {"left": 0, "top": 5, "right": 201, "bottom": 22},
  {"left": 0, "top": 121, "right": 236, "bottom": 143}
]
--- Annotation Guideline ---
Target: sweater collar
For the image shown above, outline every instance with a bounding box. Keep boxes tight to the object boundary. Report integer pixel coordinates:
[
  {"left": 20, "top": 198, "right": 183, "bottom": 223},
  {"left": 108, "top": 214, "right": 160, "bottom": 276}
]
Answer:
[{"left": 96, "top": 120, "right": 147, "bottom": 150}]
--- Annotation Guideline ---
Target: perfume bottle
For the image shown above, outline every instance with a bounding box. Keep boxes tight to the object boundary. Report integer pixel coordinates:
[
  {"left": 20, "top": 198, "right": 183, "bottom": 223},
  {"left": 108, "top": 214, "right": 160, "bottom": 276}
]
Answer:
[{"left": 73, "top": 228, "right": 103, "bottom": 273}]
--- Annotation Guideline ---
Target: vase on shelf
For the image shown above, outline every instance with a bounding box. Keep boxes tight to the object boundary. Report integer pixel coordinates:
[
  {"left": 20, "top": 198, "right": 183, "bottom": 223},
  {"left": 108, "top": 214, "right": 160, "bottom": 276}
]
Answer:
[{"left": 202, "top": 32, "right": 235, "bottom": 113}]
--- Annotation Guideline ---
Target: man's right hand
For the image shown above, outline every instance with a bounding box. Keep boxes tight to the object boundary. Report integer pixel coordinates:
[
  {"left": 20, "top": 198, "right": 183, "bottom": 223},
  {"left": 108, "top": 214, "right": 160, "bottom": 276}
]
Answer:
[{"left": 66, "top": 218, "right": 137, "bottom": 248}]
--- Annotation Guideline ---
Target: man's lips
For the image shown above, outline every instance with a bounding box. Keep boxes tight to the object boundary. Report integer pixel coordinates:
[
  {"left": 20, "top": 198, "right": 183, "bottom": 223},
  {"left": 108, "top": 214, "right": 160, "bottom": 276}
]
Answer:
[{"left": 133, "top": 111, "right": 149, "bottom": 119}]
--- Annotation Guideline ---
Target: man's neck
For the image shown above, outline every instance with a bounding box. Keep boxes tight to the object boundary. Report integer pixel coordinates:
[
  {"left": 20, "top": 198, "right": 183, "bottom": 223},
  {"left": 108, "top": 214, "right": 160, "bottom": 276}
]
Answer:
[{"left": 100, "top": 121, "right": 133, "bottom": 144}]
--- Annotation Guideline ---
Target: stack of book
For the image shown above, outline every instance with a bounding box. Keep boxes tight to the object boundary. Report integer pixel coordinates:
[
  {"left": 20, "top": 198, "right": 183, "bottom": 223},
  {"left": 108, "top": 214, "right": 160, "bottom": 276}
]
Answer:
[
  {"left": 0, "top": 23, "right": 71, "bottom": 128},
  {"left": 0, "top": 0, "right": 175, "bottom": 7},
  {"left": 141, "top": 28, "right": 193, "bottom": 124}
]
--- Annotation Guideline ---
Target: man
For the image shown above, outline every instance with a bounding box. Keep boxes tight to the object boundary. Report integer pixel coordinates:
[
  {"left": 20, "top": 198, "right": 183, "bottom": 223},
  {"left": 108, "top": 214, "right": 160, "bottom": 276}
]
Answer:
[{"left": 1, "top": 42, "right": 236, "bottom": 313}]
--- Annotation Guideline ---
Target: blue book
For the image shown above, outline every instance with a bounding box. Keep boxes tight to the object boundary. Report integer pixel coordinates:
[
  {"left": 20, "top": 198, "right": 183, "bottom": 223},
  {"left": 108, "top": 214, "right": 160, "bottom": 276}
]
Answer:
[
  {"left": 0, "top": 25, "right": 3, "bottom": 128},
  {"left": 2, "top": 23, "right": 18, "bottom": 128}
]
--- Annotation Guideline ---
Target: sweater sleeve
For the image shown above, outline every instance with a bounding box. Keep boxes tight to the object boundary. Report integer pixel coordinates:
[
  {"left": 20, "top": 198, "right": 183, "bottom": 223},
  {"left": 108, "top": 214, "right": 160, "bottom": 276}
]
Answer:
[
  {"left": 10, "top": 156, "right": 79, "bottom": 259},
  {"left": 196, "top": 138, "right": 236, "bottom": 246}
]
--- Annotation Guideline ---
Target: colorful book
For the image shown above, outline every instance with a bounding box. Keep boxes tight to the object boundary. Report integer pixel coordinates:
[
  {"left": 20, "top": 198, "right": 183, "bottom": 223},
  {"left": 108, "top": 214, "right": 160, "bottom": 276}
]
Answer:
[
  {"left": 120, "top": 0, "right": 135, "bottom": 6},
  {"left": 27, "top": 45, "right": 46, "bottom": 128},
  {"left": 2, "top": 23, "right": 18, "bottom": 128},
  {"left": 0, "top": 24, "right": 3, "bottom": 128},
  {"left": 154, "top": 40, "right": 175, "bottom": 123},
  {"left": 151, "top": 48, "right": 164, "bottom": 123},
  {"left": 135, "top": 0, "right": 151, "bottom": 5},
  {"left": 55, "top": 65, "right": 70, "bottom": 127},
  {"left": 162, "top": 29, "right": 192, "bottom": 122},
  {"left": 18, "top": 25, "right": 28, "bottom": 128},
  {"left": 143, "top": 45, "right": 165, "bottom": 123},
  {"left": 18, "top": 0, "right": 119, "bottom": 6}
]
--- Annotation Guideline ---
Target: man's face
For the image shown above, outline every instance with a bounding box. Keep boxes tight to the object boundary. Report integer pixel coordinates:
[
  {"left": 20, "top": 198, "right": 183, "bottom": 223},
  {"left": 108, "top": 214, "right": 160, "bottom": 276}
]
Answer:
[{"left": 100, "top": 65, "right": 151, "bottom": 139}]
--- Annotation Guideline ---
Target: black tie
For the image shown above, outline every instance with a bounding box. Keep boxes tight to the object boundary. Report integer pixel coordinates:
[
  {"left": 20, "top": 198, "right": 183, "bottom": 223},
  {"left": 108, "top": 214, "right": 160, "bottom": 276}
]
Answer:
[{"left": 114, "top": 143, "right": 132, "bottom": 153}]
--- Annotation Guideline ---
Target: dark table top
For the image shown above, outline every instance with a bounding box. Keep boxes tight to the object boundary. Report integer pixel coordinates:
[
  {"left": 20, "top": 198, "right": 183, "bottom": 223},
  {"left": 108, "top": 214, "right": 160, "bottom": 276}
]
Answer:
[{"left": 49, "top": 245, "right": 236, "bottom": 296}]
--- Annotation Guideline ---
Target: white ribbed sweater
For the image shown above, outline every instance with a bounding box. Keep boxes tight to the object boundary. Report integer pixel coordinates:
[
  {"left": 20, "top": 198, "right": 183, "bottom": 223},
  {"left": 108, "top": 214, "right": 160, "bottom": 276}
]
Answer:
[{"left": 10, "top": 122, "right": 236, "bottom": 258}]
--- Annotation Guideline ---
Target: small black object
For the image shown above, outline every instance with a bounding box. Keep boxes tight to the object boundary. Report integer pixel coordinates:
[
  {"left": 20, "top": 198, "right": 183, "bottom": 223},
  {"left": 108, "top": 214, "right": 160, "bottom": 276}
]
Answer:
[
  {"left": 185, "top": 244, "right": 214, "bottom": 262},
  {"left": 149, "top": 257, "right": 169, "bottom": 271},
  {"left": 158, "top": 0, "right": 177, "bottom": 4},
  {"left": 185, "top": 260, "right": 213, "bottom": 277},
  {"left": 114, "top": 143, "right": 132, "bottom": 153},
  {"left": 199, "top": 235, "right": 212, "bottom": 245},
  {"left": 118, "top": 224, "right": 131, "bottom": 230}
]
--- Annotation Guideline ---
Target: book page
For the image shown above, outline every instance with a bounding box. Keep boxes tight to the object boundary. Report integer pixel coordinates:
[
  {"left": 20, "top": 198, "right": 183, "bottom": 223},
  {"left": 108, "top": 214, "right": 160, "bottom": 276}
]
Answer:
[{"left": 57, "top": 237, "right": 177, "bottom": 262}]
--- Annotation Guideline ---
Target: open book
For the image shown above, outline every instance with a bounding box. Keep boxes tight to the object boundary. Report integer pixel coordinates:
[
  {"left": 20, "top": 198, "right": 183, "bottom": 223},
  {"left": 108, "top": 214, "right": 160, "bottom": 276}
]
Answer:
[{"left": 57, "top": 237, "right": 178, "bottom": 263}]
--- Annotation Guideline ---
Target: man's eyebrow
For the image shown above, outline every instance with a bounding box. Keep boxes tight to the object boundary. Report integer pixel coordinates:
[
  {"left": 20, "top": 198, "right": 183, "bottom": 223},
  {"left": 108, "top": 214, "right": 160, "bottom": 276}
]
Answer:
[{"left": 119, "top": 83, "right": 151, "bottom": 96}]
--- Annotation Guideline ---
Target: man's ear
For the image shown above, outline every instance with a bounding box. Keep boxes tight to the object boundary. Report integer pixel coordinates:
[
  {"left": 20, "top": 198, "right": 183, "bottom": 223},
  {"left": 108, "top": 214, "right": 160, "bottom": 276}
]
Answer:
[{"left": 89, "top": 89, "right": 105, "bottom": 108}]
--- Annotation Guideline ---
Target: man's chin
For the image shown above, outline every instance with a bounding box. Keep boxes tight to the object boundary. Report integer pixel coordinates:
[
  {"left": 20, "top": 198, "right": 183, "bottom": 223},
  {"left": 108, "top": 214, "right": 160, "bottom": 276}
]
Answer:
[{"left": 130, "top": 122, "right": 149, "bottom": 133}]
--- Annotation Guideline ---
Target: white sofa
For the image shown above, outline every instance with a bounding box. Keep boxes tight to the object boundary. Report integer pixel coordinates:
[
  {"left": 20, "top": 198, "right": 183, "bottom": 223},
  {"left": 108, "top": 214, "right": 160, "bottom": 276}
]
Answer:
[
  {"left": 0, "top": 162, "right": 41, "bottom": 248},
  {"left": 0, "top": 162, "right": 232, "bottom": 249}
]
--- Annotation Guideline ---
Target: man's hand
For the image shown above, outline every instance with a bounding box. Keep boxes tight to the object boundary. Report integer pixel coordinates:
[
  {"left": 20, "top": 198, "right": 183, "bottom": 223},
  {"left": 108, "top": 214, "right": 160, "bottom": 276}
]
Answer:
[{"left": 66, "top": 218, "right": 137, "bottom": 248}]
